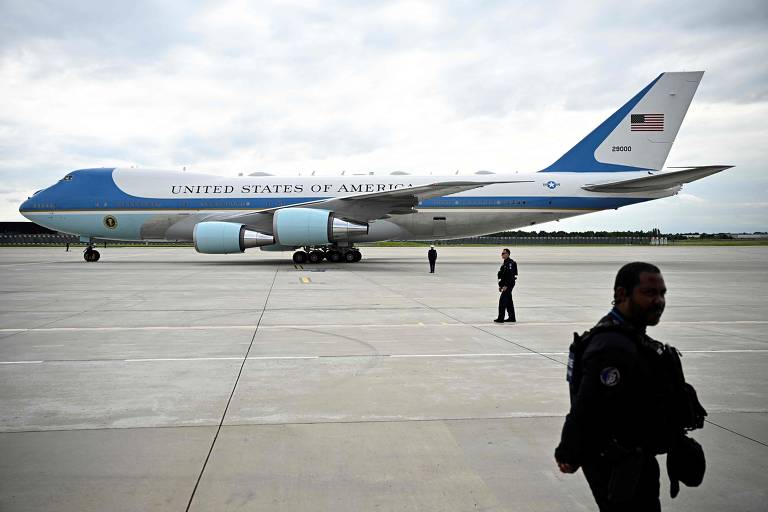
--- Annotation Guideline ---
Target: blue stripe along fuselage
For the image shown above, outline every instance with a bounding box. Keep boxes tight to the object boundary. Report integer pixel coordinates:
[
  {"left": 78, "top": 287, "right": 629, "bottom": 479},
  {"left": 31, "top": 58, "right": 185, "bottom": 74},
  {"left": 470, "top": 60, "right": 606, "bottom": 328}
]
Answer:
[{"left": 20, "top": 168, "right": 649, "bottom": 213}]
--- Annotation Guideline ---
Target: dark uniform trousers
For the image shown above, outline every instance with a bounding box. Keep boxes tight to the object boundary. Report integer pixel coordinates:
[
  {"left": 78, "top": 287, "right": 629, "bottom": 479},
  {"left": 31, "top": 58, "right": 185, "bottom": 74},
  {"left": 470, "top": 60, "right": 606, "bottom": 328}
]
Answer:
[
  {"left": 428, "top": 249, "right": 437, "bottom": 273},
  {"left": 498, "top": 285, "right": 516, "bottom": 321},
  {"left": 497, "top": 259, "right": 517, "bottom": 321},
  {"left": 583, "top": 454, "right": 661, "bottom": 512}
]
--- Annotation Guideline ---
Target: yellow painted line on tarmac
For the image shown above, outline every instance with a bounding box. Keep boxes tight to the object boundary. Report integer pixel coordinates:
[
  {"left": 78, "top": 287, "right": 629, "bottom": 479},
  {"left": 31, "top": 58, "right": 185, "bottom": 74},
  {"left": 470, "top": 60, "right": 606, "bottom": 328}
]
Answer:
[{"left": 300, "top": 276, "right": 311, "bottom": 284}]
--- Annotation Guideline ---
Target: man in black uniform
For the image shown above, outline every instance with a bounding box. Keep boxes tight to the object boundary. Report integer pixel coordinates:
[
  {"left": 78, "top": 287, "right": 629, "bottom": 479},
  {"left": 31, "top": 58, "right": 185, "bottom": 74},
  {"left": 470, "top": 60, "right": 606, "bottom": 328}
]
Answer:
[
  {"left": 428, "top": 245, "right": 437, "bottom": 273},
  {"left": 555, "top": 262, "right": 705, "bottom": 511},
  {"left": 494, "top": 248, "right": 517, "bottom": 323}
]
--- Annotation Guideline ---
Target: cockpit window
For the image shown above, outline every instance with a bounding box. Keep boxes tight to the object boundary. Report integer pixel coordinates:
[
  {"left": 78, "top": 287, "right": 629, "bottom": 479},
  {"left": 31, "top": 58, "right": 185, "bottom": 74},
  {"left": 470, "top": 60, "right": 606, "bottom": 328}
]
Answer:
[{"left": 61, "top": 175, "right": 73, "bottom": 181}]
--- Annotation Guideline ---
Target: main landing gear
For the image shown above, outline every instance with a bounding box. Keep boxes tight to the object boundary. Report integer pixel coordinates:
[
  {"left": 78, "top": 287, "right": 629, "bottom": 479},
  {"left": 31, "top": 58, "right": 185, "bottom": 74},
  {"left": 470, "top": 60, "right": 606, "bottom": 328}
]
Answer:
[
  {"left": 83, "top": 245, "right": 100, "bottom": 262},
  {"left": 292, "top": 246, "right": 362, "bottom": 264}
]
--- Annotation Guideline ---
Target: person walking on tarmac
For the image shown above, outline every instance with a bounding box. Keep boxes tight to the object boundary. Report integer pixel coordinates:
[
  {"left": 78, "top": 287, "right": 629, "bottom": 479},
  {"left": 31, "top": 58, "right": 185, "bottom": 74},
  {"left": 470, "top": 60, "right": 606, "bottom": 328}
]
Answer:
[
  {"left": 555, "top": 262, "right": 707, "bottom": 512},
  {"left": 494, "top": 248, "right": 517, "bottom": 323},
  {"left": 428, "top": 245, "right": 437, "bottom": 273}
]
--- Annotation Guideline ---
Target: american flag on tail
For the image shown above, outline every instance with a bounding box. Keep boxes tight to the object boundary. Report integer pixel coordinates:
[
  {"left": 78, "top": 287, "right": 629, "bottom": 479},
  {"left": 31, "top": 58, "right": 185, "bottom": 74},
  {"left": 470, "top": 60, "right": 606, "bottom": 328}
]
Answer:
[{"left": 631, "top": 113, "right": 664, "bottom": 131}]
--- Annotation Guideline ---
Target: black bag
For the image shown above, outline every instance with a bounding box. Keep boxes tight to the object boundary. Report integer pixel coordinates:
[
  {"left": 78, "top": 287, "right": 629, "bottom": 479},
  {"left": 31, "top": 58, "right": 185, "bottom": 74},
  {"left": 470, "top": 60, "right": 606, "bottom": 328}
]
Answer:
[
  {"left": 566, "top": 331, "right": 590, "bottom": 403},
  {"left": 661, "top": 344, "right": 707, "bottom": 498},
  {"left": 663, "top": 345, "right": 708, "bottom": 431},
  {"left": 667, "top": 434, "right": 706, "bottom": 498}
]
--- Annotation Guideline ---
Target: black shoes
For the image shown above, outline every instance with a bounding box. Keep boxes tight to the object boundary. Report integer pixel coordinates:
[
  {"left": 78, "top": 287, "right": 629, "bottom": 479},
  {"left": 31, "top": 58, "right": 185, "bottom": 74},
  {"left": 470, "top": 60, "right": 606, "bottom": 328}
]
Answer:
[{"left": 493, "top": 318, "right": 516, "bottom": 323}]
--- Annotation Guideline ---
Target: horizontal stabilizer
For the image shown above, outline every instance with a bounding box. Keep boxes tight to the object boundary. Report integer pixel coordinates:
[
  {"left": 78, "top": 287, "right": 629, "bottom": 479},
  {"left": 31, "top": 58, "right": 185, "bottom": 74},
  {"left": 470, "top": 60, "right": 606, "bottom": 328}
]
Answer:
[{"left": 581, "top": 166, "right": 733, "bottom": 192}]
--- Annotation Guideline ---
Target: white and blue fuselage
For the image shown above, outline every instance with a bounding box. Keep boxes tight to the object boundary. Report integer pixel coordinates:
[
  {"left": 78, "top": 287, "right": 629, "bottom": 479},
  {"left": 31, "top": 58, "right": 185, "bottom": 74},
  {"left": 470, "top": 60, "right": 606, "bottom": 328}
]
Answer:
[
  {"left": 19, "top": 167, "right": 672, "bottom": 243},
  {"left": 20, "top": 72, "right": 730, "bottom": 259}
]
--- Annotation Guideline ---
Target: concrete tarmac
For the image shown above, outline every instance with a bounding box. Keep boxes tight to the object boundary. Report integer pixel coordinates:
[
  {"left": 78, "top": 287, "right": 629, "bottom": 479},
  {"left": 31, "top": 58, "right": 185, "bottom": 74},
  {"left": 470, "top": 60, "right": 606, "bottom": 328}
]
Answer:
[{"left": 0, "top": 246, "right": 766, "bottom": 511}]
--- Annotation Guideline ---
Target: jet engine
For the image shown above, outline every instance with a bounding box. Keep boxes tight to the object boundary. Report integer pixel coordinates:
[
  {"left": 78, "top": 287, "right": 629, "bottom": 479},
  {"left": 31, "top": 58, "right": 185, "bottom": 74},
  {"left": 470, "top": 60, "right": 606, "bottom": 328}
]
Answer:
[
  {"left": 193, "top": 221, "right": 274, "bottom": 254},
  {"left": 273, "top": 208, "right": 368, "bottom": 246}
]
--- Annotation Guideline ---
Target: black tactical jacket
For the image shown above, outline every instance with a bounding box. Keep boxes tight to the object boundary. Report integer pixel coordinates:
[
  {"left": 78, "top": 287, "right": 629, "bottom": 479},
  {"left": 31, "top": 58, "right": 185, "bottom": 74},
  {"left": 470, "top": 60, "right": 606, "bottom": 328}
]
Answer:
[
  {"left": 497, "top": 259, "right": 518, "bottom": 288},
  {"left": 556, "top": 310, "right": 677, "bottom": 466}
]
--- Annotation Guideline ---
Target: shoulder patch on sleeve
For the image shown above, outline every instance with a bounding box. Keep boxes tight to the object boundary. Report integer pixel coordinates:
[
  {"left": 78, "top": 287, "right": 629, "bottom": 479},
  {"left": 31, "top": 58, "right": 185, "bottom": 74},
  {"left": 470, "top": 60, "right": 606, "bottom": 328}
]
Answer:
[{"left": 599, "top": 367, "right": 621, "bottom": 386}]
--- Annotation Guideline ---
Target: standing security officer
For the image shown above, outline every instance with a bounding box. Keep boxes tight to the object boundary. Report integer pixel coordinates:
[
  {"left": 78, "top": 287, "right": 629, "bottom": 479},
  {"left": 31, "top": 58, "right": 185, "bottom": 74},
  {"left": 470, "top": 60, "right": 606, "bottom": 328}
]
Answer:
[
  {"left": 494, "top": 248, "right": 517, "bottom": 323},
  {"left": 428, "top": 245, "right": 437, "bottom": 273},
  {"left": 555, "top": 262, "right": 706, "bottom": 511}
]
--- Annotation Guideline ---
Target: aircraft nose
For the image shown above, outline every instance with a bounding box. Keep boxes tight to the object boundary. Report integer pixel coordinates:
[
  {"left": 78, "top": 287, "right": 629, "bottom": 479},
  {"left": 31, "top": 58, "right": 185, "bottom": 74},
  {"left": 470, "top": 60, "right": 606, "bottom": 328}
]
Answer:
[{"left": 19, "top": 197, "right": 33, "bottom": 219}]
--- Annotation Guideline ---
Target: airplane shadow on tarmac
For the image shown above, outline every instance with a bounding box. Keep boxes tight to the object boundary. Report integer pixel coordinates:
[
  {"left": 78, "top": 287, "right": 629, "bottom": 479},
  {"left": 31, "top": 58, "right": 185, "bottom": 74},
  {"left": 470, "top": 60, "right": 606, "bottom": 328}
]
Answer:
[{"left": 63, "top": 257, "right": 415, "bottom": 268}]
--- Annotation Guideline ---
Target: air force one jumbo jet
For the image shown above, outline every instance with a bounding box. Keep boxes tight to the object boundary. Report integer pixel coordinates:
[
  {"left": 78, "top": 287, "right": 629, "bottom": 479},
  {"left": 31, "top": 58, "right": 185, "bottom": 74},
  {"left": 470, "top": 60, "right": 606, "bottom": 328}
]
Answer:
[{"left": 20, "top": 71, "right": 731, "bottom": 263}]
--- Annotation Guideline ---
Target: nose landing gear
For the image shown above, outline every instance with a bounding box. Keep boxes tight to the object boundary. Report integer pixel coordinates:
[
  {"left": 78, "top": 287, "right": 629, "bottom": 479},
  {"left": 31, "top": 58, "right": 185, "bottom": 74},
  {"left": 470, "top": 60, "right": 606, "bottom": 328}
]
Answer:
[{"left": 84, "top": 245, "right": 100, "bottom": 262}]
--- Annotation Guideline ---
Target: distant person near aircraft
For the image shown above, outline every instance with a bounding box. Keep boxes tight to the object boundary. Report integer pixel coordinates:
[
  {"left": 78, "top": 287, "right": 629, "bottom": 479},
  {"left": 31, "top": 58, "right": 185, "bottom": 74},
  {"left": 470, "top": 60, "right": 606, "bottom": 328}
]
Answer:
[
  {"left": 428, "top": 245, "right": 437, "bottom": 273},
  {"left": 555, "top": 262, "right": 707, "bottom": 511},
  {"left": 494, "top": 249, "right": 517, "bottom": 323}
]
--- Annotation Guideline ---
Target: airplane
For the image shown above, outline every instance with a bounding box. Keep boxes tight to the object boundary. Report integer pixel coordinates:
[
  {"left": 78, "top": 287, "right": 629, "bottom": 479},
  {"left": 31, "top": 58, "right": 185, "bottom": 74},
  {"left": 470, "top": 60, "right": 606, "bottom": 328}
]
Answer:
[{"left": 19, "top": 71, "right": 731, "bottom": 263}]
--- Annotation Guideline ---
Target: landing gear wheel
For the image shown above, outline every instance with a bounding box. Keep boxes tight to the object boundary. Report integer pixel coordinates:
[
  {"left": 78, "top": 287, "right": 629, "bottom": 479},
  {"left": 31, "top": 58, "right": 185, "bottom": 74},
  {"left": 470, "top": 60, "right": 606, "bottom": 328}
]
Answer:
[
  {"left": 352, "top": 250, "right": 362, "bottom": 262},
  {"left": 292, "top": 251, "right": 308, "bottom": 264},
  {"left": 343, "top": 250, "right": 356, "bottom": 263},
  {"left": 84, "top": 248, "right": 100, "bottom": 262},
  {"left": 328, "top": 250, "right": 342, "bottom": 263},
  {"left": 308, "top": 250, "right": 323, "bottom": 264}
]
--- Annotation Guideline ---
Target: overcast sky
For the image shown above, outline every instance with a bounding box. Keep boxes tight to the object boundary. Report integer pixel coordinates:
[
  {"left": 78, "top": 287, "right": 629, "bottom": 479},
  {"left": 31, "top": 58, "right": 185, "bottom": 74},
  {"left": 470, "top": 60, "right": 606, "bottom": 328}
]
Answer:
[{"left": 1, "top": 0, "right": 766, "bottom": 232}]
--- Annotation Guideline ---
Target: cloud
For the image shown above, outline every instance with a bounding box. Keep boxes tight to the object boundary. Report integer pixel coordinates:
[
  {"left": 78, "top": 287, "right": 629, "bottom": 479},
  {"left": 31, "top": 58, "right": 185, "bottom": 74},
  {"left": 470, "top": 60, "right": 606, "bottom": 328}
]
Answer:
[
  {"left": 0, "top": 0, "right": 200, "bottom": 70},
  {"left": 676, "top": 193, "right": 705, "bottom": 203},
  {"left": 0, "top": 0, "right": 766, "bottom": 230}
]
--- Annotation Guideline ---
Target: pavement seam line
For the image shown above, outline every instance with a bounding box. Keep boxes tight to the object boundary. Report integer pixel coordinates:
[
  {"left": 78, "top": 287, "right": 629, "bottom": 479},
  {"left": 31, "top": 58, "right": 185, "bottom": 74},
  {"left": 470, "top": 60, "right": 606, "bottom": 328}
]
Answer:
[
  {"left": 343, "top": 266, "right": 768, "bottom": 450},
  {"left": 346, "top": 267, "right": 567, "bottom": 367},
  {"left": 3, "top": 349, "right": 768, "bottom": 366},
  {"left": 0, "top": 266, "right": 208, "bottom": 342},
  {"left": 4, "top": 411, "right": 768, "bottom": 435},
  {"left": 703, "top": 418, "right": 768, "bottom": 449},
  {"left": 184, "top": 264, "right": 280, "bottom": 512},
  {"left": 2, "top": 319, "right": 766, "bottom": 333}
]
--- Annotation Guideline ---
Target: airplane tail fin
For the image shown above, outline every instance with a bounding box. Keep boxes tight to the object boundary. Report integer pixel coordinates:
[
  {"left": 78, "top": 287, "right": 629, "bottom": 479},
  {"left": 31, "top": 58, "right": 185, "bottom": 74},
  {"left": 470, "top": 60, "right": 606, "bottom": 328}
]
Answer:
[{"left": 540, "top": 71, "right": 704, "bottom": 173}]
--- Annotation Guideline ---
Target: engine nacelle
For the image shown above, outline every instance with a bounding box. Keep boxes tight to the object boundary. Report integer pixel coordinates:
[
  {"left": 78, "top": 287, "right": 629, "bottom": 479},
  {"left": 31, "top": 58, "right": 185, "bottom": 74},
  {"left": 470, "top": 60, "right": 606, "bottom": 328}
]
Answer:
[
  {"left": 193, "top": 221, "right": 274, "bottom": 254},
  {"left": 273, "top": 208, "right": 368, "bottom": 246}
]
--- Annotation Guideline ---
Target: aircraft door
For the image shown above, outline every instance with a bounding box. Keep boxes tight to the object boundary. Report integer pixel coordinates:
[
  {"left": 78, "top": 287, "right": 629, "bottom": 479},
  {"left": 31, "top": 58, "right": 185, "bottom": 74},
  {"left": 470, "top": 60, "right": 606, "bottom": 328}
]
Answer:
[{"left": 432, "top": 216, "right": 447, "bottom": 237}]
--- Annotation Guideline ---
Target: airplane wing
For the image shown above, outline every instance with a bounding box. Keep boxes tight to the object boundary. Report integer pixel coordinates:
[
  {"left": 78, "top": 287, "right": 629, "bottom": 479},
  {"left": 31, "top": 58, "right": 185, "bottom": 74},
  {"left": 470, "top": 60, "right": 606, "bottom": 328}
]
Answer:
[
  {"left": 220, "top": 179, "right": 533, "bottom": 229},
  {"left": 581, "top": 166, "right": 733, "bottom": 193}
]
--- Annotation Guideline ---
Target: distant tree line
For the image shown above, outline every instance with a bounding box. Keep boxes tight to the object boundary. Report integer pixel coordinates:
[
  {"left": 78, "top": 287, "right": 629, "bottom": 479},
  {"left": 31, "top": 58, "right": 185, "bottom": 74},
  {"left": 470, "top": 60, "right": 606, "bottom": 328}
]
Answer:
[
  {"left": 676, "top": 233, "right": 733, "bottom": 240},
  {"left": 481, "top": 229, "right": 738, "bottom": 240}
]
